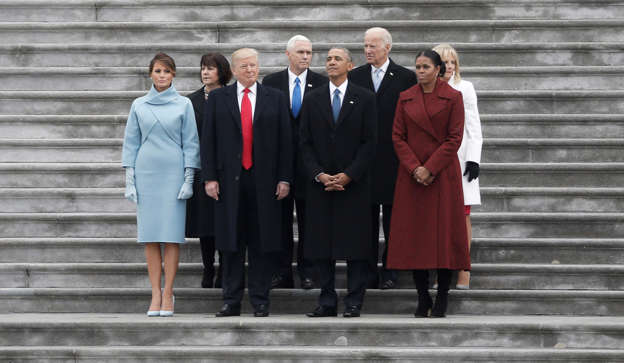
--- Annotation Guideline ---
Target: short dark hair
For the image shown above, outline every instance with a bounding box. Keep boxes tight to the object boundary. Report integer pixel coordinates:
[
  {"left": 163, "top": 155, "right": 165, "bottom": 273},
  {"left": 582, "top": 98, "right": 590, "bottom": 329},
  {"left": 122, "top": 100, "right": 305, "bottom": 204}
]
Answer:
[
  {"left": 200, "top": 53, "right": 233, "bottom": 86},
  {"left": 415, "top": 49, "right": 446, "bottom": 78},
  {"left": 149, "top": 52, "right": 176, "bottom": 74}
]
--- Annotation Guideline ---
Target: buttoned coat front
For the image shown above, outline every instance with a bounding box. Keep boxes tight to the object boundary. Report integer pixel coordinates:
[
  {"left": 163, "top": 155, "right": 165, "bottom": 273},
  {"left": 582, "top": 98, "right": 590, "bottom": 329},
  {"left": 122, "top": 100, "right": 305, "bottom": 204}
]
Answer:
[
  {"left": 387, "top": 80, "right": 470, "bottom": 270},
  {"left": 299, "top": 82, "right": 377, "bottom": 260},
  {"left": 201, "top": 83, "right": 293, "bottom": 253}
]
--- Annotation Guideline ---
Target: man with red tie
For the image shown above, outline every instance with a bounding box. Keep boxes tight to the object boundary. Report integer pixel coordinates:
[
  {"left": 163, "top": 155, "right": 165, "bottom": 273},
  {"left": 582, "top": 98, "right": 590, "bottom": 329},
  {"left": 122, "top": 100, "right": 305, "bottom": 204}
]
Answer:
[{"left": 202, "top": 48, "right": 293, "bottom": 317}]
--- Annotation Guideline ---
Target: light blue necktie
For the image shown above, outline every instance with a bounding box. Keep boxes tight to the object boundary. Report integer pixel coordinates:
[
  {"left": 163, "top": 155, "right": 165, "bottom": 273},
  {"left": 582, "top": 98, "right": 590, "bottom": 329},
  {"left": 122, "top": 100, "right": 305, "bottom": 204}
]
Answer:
[
  {"left": 332, "top": 89, "right": 341, "bottom": 123},
  {"left": 292, "top": 77, "right": 302, "bottom": 118},
  {"left": 373, "top": 68, "right": 382, "bottom": 92}
]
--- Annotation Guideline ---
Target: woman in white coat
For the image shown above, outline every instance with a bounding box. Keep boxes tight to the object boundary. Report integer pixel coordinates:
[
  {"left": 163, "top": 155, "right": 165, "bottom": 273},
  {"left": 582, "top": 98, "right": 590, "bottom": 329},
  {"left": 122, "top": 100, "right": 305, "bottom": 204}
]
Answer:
[{"left": 433, "top": 44, "right": 483, "bottom": 289}]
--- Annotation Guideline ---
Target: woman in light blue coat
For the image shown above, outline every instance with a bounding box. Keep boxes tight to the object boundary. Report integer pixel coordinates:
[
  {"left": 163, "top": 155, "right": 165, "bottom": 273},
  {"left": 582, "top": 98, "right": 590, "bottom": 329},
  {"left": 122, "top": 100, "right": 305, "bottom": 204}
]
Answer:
[{"left": 122, "top": 53, "right": 200, "bottom": 317}]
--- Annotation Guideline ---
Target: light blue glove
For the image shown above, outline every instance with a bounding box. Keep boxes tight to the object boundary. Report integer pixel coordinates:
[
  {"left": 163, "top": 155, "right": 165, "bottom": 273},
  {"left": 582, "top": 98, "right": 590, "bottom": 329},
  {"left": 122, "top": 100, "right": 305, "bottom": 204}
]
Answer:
[
  {"left": 177, "top": 167, "right": 194, "bottom": 200},
  {"left": 124, "top": 167, "right": 138, "bottom": 203}
]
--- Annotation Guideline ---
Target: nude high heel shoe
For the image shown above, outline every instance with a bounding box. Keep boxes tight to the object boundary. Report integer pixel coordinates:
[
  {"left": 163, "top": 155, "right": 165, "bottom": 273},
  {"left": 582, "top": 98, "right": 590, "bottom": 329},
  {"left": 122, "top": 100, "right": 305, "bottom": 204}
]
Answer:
[{"left": 159, "top": 295, "right": 175, "bottom": 317}]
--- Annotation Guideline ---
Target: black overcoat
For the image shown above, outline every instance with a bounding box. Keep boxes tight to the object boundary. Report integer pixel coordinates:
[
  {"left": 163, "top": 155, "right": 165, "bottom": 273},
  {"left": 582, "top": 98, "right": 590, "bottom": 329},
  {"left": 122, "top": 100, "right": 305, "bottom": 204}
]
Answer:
[
  {"left": 299, "top": 82, "right": 377, "bottom": 260},
  {"left": 262, "top": 68, "right": 328, "bottom": 199},
  {"left": 349, "top": 59, "right": 417, "bottom": 204},
  {"left": 201, "top": 83, "right": 293, "bottom": 252},
  {"left": 185, "top": 87, "right": 214, "bottom": 237}
]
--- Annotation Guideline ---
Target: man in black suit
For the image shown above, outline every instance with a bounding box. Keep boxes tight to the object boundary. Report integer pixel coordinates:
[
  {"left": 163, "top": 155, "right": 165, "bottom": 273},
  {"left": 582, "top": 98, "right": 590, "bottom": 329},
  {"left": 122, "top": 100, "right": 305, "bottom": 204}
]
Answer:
[
  {"left": 300, "top": 47, "right": 377, "bottom": 318},
  {"left": 349, "top": 27, "right": 417, "bottom": 290},
  {"left": 262, "top": 35, "right": 328, "bottom": 290},
  {"left": 202, "top": 48, "right": 293, "bottom": 317}
]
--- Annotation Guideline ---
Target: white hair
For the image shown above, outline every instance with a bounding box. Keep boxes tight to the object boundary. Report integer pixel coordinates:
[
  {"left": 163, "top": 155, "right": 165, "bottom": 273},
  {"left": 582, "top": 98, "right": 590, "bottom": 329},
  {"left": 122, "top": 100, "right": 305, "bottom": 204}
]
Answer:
[
  {"left": 286, "top": 35, "right": 312, "bottom": 52},
  {"left": 231, "top": 48, "right": 258, "bottom": 66},
  {"left": 365, "top": 27, "right": 392, "bottom": 48}
]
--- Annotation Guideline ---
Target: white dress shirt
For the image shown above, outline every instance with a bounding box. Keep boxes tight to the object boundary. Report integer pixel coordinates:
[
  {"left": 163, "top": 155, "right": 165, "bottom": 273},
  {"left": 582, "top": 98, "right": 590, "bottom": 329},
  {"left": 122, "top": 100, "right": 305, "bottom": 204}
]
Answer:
[
  {"left": 236, "top": 81, "right": 257, "bottom": 120},
  {"left": 370, "top": 58, "right": 390, "bottom": 81},
  {"left": 288, "top": 68, "right": 308, "bottom": 106},
  {"left": 329, "top": 79, "right": 348, "bottom": 107}
]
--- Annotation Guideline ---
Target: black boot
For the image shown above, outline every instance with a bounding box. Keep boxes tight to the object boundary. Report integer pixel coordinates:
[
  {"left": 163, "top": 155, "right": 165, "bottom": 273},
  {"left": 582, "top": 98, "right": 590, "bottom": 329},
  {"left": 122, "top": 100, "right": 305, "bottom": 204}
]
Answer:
[
  {"left": 432, "top": 269, "right": 451, "bottom": 318},
  {"left": 413, "top": 270, "right": 432, "bottom": 317}
]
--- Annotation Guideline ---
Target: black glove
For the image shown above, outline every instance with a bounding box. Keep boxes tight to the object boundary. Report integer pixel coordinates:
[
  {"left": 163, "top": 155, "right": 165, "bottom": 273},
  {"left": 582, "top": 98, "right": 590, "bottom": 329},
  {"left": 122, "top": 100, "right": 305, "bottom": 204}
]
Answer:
[{"left": 464, "top": 161, "right": 480, "bottom": 182}]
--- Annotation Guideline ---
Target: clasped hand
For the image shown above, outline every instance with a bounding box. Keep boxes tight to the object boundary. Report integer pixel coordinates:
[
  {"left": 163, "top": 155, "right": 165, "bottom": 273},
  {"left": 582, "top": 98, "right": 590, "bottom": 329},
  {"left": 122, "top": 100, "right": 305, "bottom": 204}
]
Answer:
[
  {"left": 413, "top": 166, "right": 435, "bottom": 186},
  {"left": 319, "top": 172, "right": 351, "bottom": 191}
]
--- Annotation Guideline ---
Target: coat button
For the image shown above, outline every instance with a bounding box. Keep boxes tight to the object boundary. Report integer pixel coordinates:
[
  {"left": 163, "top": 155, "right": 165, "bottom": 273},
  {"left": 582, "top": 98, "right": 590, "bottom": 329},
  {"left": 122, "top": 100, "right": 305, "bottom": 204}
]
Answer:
[
  {"left": 234, "top": 176, "right": 239, "bottom": 181},
  {"left": 237, "top": 153, "right": 241, "bottom": 159}
]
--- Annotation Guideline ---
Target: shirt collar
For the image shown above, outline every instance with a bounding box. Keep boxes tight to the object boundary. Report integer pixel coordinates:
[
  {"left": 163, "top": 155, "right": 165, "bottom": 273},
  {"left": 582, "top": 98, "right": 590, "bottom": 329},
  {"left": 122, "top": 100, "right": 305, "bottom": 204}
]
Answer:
[
  {"left": 288, "top": 68, "right": 308, "bottom": 86},
  {"left": 371, "top": 58, "right": 390, "bottom": 74},
  {"left": 329, "top": 79, "right": 348, "bottom": 96},
  {"left": 237, "top": 81, "right": 257, "bottom": 95}
]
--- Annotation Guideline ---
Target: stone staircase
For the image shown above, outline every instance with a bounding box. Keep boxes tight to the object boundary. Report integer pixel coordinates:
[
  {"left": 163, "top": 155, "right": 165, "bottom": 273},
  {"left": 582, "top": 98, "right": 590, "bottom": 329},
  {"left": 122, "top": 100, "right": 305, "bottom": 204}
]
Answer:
[{"left": 0, "top": 0, "right": 623, "bottom": 361}]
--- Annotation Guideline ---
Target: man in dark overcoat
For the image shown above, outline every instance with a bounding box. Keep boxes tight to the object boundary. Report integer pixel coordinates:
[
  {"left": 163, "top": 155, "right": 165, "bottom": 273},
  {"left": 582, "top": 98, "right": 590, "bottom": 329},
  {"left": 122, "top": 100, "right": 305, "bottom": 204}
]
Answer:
[
  {"left": 262, "top": 34, "right": 328, "bottom": 290},
  {"left": 202, "top": 48, "right": 293, "bottom": 317},
  {"left": 299, "top": 47, "right": 377, "bottom": 318},
  {"left": 348, "top": 27, "right": 417, "bottom": 289}
]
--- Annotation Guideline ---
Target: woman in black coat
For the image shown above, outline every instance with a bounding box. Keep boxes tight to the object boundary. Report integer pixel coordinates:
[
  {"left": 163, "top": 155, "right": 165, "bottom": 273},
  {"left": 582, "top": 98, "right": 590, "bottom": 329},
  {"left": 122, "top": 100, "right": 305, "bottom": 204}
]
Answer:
[{"left": 186, "top": 53, "right": 232, "bottom": 288}]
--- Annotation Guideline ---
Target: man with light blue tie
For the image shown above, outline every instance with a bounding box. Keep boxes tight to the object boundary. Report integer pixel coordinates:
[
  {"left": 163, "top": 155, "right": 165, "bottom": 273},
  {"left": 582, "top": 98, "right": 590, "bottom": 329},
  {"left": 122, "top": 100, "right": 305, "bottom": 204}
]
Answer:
[
  {"left": 349, "top": 27, "right": 417, "bottom": 290},
  {"left": 299, "top": 48, "right": 377, "bottom": 317},
  {"left": 262, "top": 35, "right": 328, "bottom": 290}
]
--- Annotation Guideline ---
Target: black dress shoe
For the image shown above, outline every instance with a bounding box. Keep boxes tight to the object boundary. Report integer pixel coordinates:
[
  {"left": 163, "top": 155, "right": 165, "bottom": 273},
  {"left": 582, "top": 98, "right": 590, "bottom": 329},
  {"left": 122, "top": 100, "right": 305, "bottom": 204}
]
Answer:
[
  {"left": 306, "top": 305, "right": 337, "bottom": 317},
  {"left": 253, "top": 304, "right": 269, "bottom": 317},
  {"left": 300, "top": 278, "right": 314, "bottom": 290},
  {"left": 380, "top": 279, "right": 396, "bottom": 290},
  {"left": 271, "top": 274, "right": 294, "bottom": 289},
  {"left": 215, "top": 303, "right": 241, "bottom": 317},
  {"left": 343, "top": 305, "right": 361, "bottom": 318}
]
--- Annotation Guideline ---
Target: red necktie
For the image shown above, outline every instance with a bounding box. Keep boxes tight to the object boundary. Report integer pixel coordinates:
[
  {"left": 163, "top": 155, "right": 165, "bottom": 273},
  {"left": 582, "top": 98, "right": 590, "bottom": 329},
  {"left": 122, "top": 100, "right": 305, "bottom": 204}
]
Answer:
[{"left": 241, "top": 88, "right": 253, "bottom": 169}]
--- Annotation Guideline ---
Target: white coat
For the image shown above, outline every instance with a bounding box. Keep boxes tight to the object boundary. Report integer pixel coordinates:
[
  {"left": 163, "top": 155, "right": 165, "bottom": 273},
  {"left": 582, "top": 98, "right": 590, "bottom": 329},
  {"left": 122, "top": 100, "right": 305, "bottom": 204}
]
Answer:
[{"left": 449, "top": 77, "right": 482, "bottom": 205}]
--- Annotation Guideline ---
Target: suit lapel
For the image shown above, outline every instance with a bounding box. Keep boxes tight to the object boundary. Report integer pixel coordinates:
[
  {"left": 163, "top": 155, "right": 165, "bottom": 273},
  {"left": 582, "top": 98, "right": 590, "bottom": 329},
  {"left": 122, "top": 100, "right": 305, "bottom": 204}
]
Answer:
[
  {"left": 408, "top": 87, "right": 441, "bottom": 142},
  {"left": 225, "top": 84, "right": 242, "bottom": 132},
  {"left": 376, "top": 59, "right": 396, "bottom": 96},
  {"left": 253, "top": 82, "right": 266, "bottom": 125},
  {"left": 335, "top": 84, "right": 357, "bottom": 127},
  {"left": 316, "top": 86, "right": 334, "bottom": 128}
]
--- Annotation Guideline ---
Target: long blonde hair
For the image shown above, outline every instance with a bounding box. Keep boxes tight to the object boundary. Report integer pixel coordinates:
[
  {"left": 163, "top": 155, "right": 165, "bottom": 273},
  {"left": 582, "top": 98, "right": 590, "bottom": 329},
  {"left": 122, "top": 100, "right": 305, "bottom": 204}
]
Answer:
[{"left": 432, "top": 43, "right": 461, "bottom": 83}]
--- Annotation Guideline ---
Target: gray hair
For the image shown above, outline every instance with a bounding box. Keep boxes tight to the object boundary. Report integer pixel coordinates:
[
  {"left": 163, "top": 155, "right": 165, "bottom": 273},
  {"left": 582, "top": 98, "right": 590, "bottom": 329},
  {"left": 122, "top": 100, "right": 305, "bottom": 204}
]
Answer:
[
  {"left": 286, "top": 35, "right": 312, "bottom": 52},
  {"left": 329, "top": 47, "right": 352, "bottom": 62},
  {"left": 365, "top": 27, "right": 392, "bottom": 48}
]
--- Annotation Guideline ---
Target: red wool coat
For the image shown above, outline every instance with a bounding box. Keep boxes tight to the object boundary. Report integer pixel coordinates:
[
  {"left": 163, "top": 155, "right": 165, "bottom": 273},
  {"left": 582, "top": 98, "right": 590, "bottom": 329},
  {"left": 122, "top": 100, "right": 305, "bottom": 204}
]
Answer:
[{"left": 387, "top": 79, "right": 471, "bottom": 270}]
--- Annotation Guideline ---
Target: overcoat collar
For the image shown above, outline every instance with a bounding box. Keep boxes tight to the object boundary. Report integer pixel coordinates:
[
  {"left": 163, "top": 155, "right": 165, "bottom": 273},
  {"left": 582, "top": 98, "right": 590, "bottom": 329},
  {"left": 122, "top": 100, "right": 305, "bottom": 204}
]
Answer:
[
  {"left": 375, "top": 58, "right": 398, "bottom": 96},
  {"left": 321, "top": 82, "right": 358, "bottom": 128},
  {"left": 145, "top": 84, "right": 179, "bottom": 105},
  {"left": 224, "top": 83, "right": 242, "bottom": 132},
  {"left": 402, "top": 79, "right": 455, "bottom": 142}
]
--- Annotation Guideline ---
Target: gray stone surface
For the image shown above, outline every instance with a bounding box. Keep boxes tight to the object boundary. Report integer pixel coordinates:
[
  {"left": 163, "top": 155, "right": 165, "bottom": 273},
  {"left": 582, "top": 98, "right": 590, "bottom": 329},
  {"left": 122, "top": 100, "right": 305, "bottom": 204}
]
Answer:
[
  {"left": 0, "top": 163, "right": 122, "bottom": 188},
  {"left": 481, "top": 114, "right": 624, "bottom": 138},
  {"left": 480, "top": 163, "right": 624, "bottom": 187}
]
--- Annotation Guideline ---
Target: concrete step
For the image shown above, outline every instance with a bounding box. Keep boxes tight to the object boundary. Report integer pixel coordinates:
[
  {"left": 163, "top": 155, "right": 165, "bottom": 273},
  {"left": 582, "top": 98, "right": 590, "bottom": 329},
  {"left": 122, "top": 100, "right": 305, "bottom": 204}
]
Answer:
[
  {"left": 2, "top": 346, "right": 623, "bottom": 363},
  {"left": 1, "top": 42, "right": 621, "bottom": 67},
  {"left": 472, "top": 238, "right": 624, "bottom": 265},
  {"left": 1, "top": 313, "right": 623, "bottom": 349},
  {"left": 480, "top": 187, "right": 624, "bottom": 213},
  {"left": 480, "top": 163, "right": 624, "bottom": 187},
  {"left": 3, "top": 20, "right": 622, "bottom": 44},
  {"left": 1, "top": 262, "right": 621, "bottom": 290},
  {"left": 3, "top": 137, "right": 622, "bottom": 163},
  {"left": 1, "top": 288, "right": 624, "bottom": 315},
  {"left": 0, "top": 163, "right": 122, "bottom": 188},
  {"left": 0, "top": 115, "right": 126, "bottom": 139},
  {"left": 0, "top": 139, "right": 122, "bottom": 163},
  {"left": 482, "top": 138, "right": 624, "bottom": 163},
  {"left": 4, "top": 66, "right": 624, "bottom": 91},
  {"left": 0, "top": 211, "right": 622, "bottom": 238},
  {"left": 481, "top": 114, "right": 624, "bottom": 139},
  {"left": 0, "top": 188, "right": 132, "bottom": 213},
  {"left": 2, "top": 0, "right": 622, "bottom": 22},
  {"left": 3, "top": 90, "right": 623, "bottom": 115},
  {"left": 1, "top": 114, "right": 619, "bottom": 140}
]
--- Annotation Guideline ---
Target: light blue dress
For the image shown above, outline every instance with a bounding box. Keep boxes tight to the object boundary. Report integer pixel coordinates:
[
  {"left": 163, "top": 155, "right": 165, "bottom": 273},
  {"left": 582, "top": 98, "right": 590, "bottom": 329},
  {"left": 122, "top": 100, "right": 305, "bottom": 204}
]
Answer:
[{"left": 122, "top": 85, "right": 200, "bottom": 243}]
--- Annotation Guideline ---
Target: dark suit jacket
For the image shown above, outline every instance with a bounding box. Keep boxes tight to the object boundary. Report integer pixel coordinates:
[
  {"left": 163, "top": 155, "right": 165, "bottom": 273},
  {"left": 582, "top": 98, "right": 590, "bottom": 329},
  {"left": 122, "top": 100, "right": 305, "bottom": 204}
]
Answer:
[
  {"left": 349, "top": 58, "right": 417, "bottom": 204},
  {"left": 299, "top": 81, "right": 377, "bottom": 260},
  {"left": 262, "top": 68, "right": 328, "bottom": 199},
  {"left": 201, "top": 82, "right": 293, "bottom": 252}
]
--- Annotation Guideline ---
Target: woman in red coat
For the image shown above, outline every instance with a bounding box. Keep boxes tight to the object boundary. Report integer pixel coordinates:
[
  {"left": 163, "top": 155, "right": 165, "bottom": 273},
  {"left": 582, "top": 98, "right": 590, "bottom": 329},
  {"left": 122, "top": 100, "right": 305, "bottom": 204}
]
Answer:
[{"left": 387, "top": 50, "right": 470, "bottom": 318}]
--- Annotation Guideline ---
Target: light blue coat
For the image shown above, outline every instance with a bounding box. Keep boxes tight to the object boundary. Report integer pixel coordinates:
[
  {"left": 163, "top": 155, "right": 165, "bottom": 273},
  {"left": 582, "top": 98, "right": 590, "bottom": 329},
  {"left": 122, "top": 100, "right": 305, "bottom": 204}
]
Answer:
[{"left": 122, "top": 85, "right": 200, "bottom": 243}]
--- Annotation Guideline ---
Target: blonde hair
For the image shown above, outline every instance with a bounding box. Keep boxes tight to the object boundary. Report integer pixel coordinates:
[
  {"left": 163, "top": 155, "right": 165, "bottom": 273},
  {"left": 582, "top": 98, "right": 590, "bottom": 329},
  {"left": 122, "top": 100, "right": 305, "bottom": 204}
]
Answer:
[
  {"left": 432, "top": 43, "right": 461, "bottom": 82},
  {"left": 231, "top": 48, "right": 259, "bottom": 67}
]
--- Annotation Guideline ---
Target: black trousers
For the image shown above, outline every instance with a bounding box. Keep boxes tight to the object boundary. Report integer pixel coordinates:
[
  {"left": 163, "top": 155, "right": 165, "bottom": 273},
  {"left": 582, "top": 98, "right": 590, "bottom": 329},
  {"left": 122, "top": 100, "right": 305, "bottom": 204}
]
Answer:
[
  {"left": 221, "top": 168, "right": 273, "bottom": 308},
  {"left": 317, "top": 259, "right": 367, "bottom": 309},
  {"left": 275, "top": 195, "right": 315, "bottom": 283},
  {"left": 199, "top": 236, "right": 222, "bottom": 287},
  {"left": 368, "top": 204, "right": 397, "bottom": 286}
]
